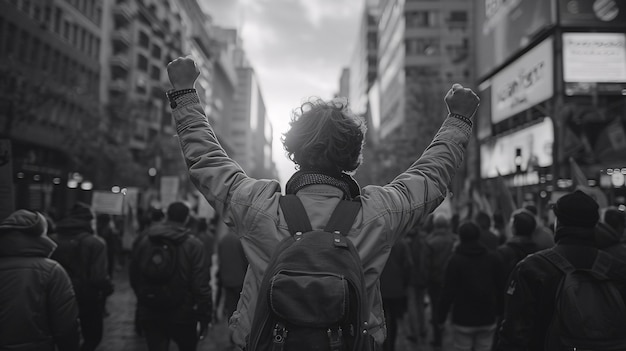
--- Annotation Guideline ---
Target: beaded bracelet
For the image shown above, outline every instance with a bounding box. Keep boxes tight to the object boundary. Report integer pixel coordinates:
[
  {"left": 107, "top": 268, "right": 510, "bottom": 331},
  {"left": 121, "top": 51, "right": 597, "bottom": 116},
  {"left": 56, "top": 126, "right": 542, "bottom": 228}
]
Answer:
[{"left": 449, "top": 113, "right": 473, "bottom": 127}]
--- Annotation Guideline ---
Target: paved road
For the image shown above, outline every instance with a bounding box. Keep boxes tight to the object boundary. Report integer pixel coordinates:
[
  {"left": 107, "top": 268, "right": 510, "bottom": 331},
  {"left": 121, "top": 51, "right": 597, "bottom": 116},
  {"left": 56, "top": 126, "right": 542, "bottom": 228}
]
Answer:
[{"left": 99, "top": 268, "right": 452, "bottom": 351}]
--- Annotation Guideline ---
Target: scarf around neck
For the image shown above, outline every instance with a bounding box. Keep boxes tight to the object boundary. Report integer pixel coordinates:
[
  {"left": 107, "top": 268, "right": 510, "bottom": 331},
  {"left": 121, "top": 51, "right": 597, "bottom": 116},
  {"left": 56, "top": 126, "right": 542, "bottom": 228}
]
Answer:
[{"left": 285, "top": 170, "right": 361, "bottom": 200}]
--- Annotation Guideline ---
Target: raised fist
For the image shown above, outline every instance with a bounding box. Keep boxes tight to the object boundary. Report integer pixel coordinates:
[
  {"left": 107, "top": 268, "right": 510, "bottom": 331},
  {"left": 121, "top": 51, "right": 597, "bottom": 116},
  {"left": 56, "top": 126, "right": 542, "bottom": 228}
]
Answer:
[
  {"left": 167, "top": 57, "right": 200, "bottom": 90},
  {"left": 444, "top": 84, "right": 480, "bottom": 119}
]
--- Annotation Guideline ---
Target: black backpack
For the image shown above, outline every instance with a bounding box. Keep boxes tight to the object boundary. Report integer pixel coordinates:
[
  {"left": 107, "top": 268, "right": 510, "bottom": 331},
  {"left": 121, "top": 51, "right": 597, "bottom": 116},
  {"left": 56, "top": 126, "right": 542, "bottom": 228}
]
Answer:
[
  {"left": 134, "top": 234, "right": 189, "bottom": 309},
  {"left": 540, "top": 249, "right": 626, "bottom": 350},
  {"left": 247, "top": 195, "right": 372, "bottom": 351},
  {"left": 51, "top": 232, "right": 103, "bottom": 302}
]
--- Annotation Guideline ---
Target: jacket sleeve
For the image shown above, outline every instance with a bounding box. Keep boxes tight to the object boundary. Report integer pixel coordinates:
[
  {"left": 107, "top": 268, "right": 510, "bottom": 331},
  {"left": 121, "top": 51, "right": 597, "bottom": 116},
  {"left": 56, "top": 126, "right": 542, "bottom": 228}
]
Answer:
[
  {"left": 171, "top": 95, "right": 281, "bottom": 236},
  {"left": 496, "top": 263, "right": 537, "bottom": 351},
  {"left": 188, "top": 237, "right": 213, "bottom": 323},
  {"left": 47, "top": 263, "right": 80, "bottom": 351},
  {"left": 361, "top": 117, "right": 471, "bottom": 242},
  {"left": 436, "top": 256, "right": 459, "bottom": 325}
]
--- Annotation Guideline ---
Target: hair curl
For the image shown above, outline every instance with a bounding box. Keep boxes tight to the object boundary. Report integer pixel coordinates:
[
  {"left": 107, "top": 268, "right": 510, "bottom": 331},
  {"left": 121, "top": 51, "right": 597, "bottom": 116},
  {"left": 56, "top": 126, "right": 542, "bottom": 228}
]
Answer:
[{"left": 282, "top": 98, "right": 367, "bottom": 173}]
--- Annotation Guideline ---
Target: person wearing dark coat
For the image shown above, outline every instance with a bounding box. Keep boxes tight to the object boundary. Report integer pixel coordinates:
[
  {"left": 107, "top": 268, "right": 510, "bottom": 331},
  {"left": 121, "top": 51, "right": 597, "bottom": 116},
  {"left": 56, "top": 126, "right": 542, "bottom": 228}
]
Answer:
[
  {"left": 380, "top": 239, "right": 413, "bottom": 351},
  {"left": 475, "top": 211, "right": 500, "bottom": 251},
  {"left": 524, "top": 205, "right": 555, "bottom": 250},
  {"left": 50, "top": 203, "right": 112, "bottom": 351},
  {"left": 437, "top": 221, "right": 503, "bottom": 351},
  {"left": 497, "top": 190, "right": 626, "bottom": 351},
  {"left": 596, "top": 207, "right": 626, "bottom": 262},
  {"left": 496, "top": 209, "right": 540, "bottom": 287},
  {"left": 0, "top": 210, "right": 80, "bottom": 351},
  {"left": 130, "top": 202, "right": 212, "bottom": 351}
]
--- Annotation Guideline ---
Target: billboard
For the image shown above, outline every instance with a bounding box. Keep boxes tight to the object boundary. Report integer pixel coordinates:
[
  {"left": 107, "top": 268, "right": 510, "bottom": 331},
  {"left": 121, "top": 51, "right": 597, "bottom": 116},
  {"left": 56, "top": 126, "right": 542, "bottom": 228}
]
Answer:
[
  {"left": 560, "top": 0, "right": 626, "bottom": 27},
  {"left": 475, "top": 0, "right": 555, "bottom": 79},
  {"left": 491, "top": 37, "right": 554, "bottom": 124},
  {"left": 481, "top": 117, "right": 554, "bottom": 178},
  {"left": 563, "top": 33, "right": 626, "bottom": 83}
]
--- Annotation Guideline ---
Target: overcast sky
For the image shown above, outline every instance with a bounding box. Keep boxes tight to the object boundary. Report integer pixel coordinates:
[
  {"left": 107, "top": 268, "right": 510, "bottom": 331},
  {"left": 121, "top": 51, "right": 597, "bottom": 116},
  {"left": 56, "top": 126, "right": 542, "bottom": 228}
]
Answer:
[{"left": 199, "top": 0, "right": 364, "bottom": 186}]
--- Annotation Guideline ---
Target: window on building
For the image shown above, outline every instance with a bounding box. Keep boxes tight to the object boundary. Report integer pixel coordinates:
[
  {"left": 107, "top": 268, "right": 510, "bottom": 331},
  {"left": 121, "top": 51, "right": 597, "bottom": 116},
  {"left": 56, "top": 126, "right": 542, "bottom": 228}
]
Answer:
[
  {"left": 95, "top": 38, "right": 100, "bottom": 57},
  {"left": 44, "top": 5, "right": 51, "bottom": 24},
  {"left": 405, "top": 38, "right": 440, "bottom": 56},
  {"left": 63, "top": 20, "right": 70, "bottom": 40},
  {"left": 449, "top": 11, "right": 467, "bottom": 23},
  {"left": 52, "top": 50, "right": 60, "bottom": 73},
  {"left": 19, "top": 31, "right": 29, "bottom": 58},
  {"left": 30, "top": 37, "right": 40, "bottom": 64},
  {"left": 81, "top": 29, "right": 88, "bottom": 52},
  {"left": 6, "top": 23, "right": 17, "bottom": 55},
  {"left": 41, "top": 44, "right": 50, "bottom": 71},
  {"left": 0, "top": 18, "right": 4, "bottom": 52},
  {"left": 72, "top": 24, "right": 79, "bottom": 46},
  {"left": 406, "top": 10, "right": 439, "bottom": 28},
  {"left": 151, "top": 44, "right": 161, "bottom": 59},
  {"left": 54, "top": 7, "right": 62, "bottom": 33},
  {"left": 139, "top": 31, "right": 150, "bottom": 48},
  {"left": 150, "top": 65, "right": 160, "bottom": 81},
  {"left": 137, "top": 54, "right": 148, "bottom": 71}
]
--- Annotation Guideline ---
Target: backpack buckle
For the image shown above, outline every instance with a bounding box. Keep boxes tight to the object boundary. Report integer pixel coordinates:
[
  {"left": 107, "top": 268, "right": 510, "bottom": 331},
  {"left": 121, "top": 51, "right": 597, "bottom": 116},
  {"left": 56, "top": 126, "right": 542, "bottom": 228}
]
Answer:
[
  {"left": 333, "top": 231, "right": 348, "bottom": 248},
  {"left": 272, "top": 323, "right": 288, "bottom": 345},
  {"left": 327, "top": 327, "right": 343, "bottom": 351}
]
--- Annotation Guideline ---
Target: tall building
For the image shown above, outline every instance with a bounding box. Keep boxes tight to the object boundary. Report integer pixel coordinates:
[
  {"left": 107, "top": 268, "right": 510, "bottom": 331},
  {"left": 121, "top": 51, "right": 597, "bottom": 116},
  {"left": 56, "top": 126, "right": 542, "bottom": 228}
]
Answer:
[
  {"left": 230, "top": 39, "right": 276, "bottom": 179},
  {"left": 474, "top": 0, "right": 626, "bottom": 209},
  {"left": 338, "top": 67, "right": 350, "bottom": 99},
  {"left": 0, "top": 0, "right": 104, "bottom": 214},
  {"left": 353, "top": 0, "right": 472, "bottom": 186}
]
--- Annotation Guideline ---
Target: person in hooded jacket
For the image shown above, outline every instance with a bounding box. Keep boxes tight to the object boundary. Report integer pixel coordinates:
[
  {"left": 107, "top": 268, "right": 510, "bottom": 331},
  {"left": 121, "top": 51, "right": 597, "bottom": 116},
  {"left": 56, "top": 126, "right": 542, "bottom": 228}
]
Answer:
[
  {"left": 496, "top": 209, "right": 540, "bottom": 289},
  {"left": 0, "top": 209, "right": 80, "bottom": 351},
  {"left": 50, "top": 203, "right": 112, "bottom": 351},
  {"left": 595, "top": 207, "right": 626, "bottom": 262},
  {"left": 130, "top": 201, "right": 212, "bottom": 351},
  {"left": 437, "top": 221, "right": 503, "bottom": 351}
]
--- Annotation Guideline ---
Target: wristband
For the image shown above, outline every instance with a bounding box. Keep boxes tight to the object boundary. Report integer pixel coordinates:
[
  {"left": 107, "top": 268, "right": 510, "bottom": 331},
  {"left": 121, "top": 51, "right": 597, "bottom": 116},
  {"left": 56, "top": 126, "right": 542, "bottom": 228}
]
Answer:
[
  {"left": 166, "top": 89, "right": 196, "bottom": 109},
  {"left": 449, "top": 113, "right": 473, "bottom": 127}
]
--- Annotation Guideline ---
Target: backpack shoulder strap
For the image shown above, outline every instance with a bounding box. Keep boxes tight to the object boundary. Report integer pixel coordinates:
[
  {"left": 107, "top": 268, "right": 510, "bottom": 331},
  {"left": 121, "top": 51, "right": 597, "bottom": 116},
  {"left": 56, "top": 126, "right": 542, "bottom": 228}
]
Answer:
[
  {"left": 325, "top": 199, "right": 362, "bottom": 236},
  {"left": 596, "top": 250, "right": 626, "bottom": 281},
  {"left": 539, "top": 250, "right": 576, "bottom": 274},
  {"left": 279, "top": 194, "right": 313, "bottom": 235}
]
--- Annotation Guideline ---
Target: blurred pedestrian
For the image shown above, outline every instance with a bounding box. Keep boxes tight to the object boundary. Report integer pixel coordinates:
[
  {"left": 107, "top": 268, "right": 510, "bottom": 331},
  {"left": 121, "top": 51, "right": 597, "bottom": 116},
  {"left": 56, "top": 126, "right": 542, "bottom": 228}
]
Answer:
[
  {"left": 0, "top": 210, "right": 80, "bottom": 351},
  {"left": 406, "top": 224, "right": 429, "bottom": 344},
  {"left": 96, "top": 213, "right": 119, "bottom": 278},
  {"left": 475, "top": 211, "right": 500, "bottom": 251},
  {"left": 424, "top": 213, "right": 457, "bottom": 349},
  {"left": 130, "top": 202, "right": 212, "bottom": 351},
  {"left": 524, "top": 204, "right": 555, "bottom": 250},
  {"left": 51, "top": 203, "right": 113, "bottom": 351},
  {"left": 437, "top": 221, "right": 502, "bottom": 351},
  {"left": 166, "top": 56, "right": 478, "bottom": 350},
  {"left": 496, "top": 209, "right": 540, "bottom": 286},
  {"left": 596, "top": 207, "right": 626, "bottom": 262},
  {"left": 190, "top": 216, "right": 216, "bottom": 277},
  {"left": 380, "top": 239, "right": 413, "bottom": 351},
  {"left": 497, "top": 190, "right": 626, "bottom": 350}
]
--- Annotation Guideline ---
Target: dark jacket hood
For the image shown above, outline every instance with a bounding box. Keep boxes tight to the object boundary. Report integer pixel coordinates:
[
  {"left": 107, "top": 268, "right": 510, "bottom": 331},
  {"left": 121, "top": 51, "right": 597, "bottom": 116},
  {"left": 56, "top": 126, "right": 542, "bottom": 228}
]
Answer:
[
  {"left": 145, "top": 221, "right": 190, "bottom": 243},
  {"left": 56, "top": 217, "right": 93, "bottom": 236},
  {"left": 456, "top": 241, "right": 487, "bottom": 256},
  {"left": 555, "top": 226, "right": 596, "bottom": 246},
  {"left": 595, "top": 222, "right": 621, "bottom": 249},
  {"left": 0, "top": 230, "right": 57, "bottom": 258}
]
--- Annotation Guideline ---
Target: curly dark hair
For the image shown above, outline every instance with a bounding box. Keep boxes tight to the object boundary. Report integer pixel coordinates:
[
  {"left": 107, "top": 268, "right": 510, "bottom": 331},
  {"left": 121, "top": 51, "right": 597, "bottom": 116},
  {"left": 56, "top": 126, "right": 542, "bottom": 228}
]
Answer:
[{"left": 282, "top": 98, "right": 367, "bottom": 173}]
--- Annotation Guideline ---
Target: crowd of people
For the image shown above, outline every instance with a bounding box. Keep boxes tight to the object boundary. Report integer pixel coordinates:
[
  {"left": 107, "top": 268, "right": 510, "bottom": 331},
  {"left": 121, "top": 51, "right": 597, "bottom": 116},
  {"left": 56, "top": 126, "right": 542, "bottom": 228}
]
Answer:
[{"left": 2, "top": 57, "right": 626, "bottom": 351}]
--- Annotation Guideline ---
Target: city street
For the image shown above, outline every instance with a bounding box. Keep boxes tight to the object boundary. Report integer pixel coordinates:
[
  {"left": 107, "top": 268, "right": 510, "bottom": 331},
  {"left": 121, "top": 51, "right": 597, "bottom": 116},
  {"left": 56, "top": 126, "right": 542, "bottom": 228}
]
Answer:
[{"left": 99, "top": 266, "right": 451, "bottom": 351}]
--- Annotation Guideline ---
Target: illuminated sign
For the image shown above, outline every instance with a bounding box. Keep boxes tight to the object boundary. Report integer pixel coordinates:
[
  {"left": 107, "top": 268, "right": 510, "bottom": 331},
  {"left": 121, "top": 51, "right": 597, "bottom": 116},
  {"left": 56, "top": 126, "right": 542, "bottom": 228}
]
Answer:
[
  {"left": 480, "top": 117, "right": 554, "bottom": 178},
  {"left": 563, "top": 33, "right": 626, "bottom": 83},
  {"left": 491, "top": 37, "right": 554, "bottom": 124},
  {"left": 560, "top": 0, "right": 626, "bottom": 27},
  {"left": 475, "top": 0, "right": 554, "bottom": 79}
]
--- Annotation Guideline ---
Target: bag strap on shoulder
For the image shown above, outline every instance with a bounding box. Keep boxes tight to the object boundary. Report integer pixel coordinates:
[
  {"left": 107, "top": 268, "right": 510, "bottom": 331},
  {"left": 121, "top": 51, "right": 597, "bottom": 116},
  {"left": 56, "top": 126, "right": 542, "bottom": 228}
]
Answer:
[
  {"left": 325, "top": 200, "right": 361, "bottom": 236},
  {"left": 279, "top": 194, "right": 313, "bottom": 235},
  {"left": 540, "top": 250, "right": 576, "bottom": 274}
]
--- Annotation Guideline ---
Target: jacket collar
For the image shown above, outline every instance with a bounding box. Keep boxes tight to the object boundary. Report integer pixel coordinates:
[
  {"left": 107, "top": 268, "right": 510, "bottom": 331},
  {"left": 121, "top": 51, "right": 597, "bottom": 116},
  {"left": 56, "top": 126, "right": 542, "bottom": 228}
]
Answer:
[
  {"left": 286, "top": 170, "right": 361, "bottom": 200},
  {"left": 0, "top": 230, "right": 57, "bottom": 258},
  {"left": 555, "top": 226, "right": 596, "bottom": 246}
]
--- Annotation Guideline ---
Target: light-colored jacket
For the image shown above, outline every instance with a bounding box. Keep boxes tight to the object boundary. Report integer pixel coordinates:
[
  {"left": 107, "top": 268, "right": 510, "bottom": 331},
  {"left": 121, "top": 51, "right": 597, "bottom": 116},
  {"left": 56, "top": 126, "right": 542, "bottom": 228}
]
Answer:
[{"left": 172, "top": 94, "right": 471, "bottom": 346}]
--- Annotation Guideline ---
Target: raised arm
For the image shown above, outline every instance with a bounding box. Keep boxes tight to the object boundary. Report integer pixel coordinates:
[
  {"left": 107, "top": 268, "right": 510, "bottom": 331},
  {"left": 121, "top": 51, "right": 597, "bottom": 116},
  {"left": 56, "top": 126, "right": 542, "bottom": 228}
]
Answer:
[
  {"left": 166, "top": 57, "right": 281, "bottom": 230},
  {"left": 362, "top": 84, "right": 479, "bottom": 240}
]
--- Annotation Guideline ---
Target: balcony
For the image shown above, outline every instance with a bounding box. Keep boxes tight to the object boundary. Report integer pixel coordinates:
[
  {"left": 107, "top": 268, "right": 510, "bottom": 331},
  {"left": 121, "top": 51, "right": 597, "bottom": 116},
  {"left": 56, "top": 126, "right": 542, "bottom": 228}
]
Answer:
[
  {"left": 111, "top": 28, "right": 131, "bottom": 49},
  {"left": 113, "top": 2, "right": 137, "bottom": 25},
  {"left": 110, "top": 54, "right": 130, "bottom": 71},
  {"left": 109, "top": 79, "right": 128, "bottom": 93}
]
